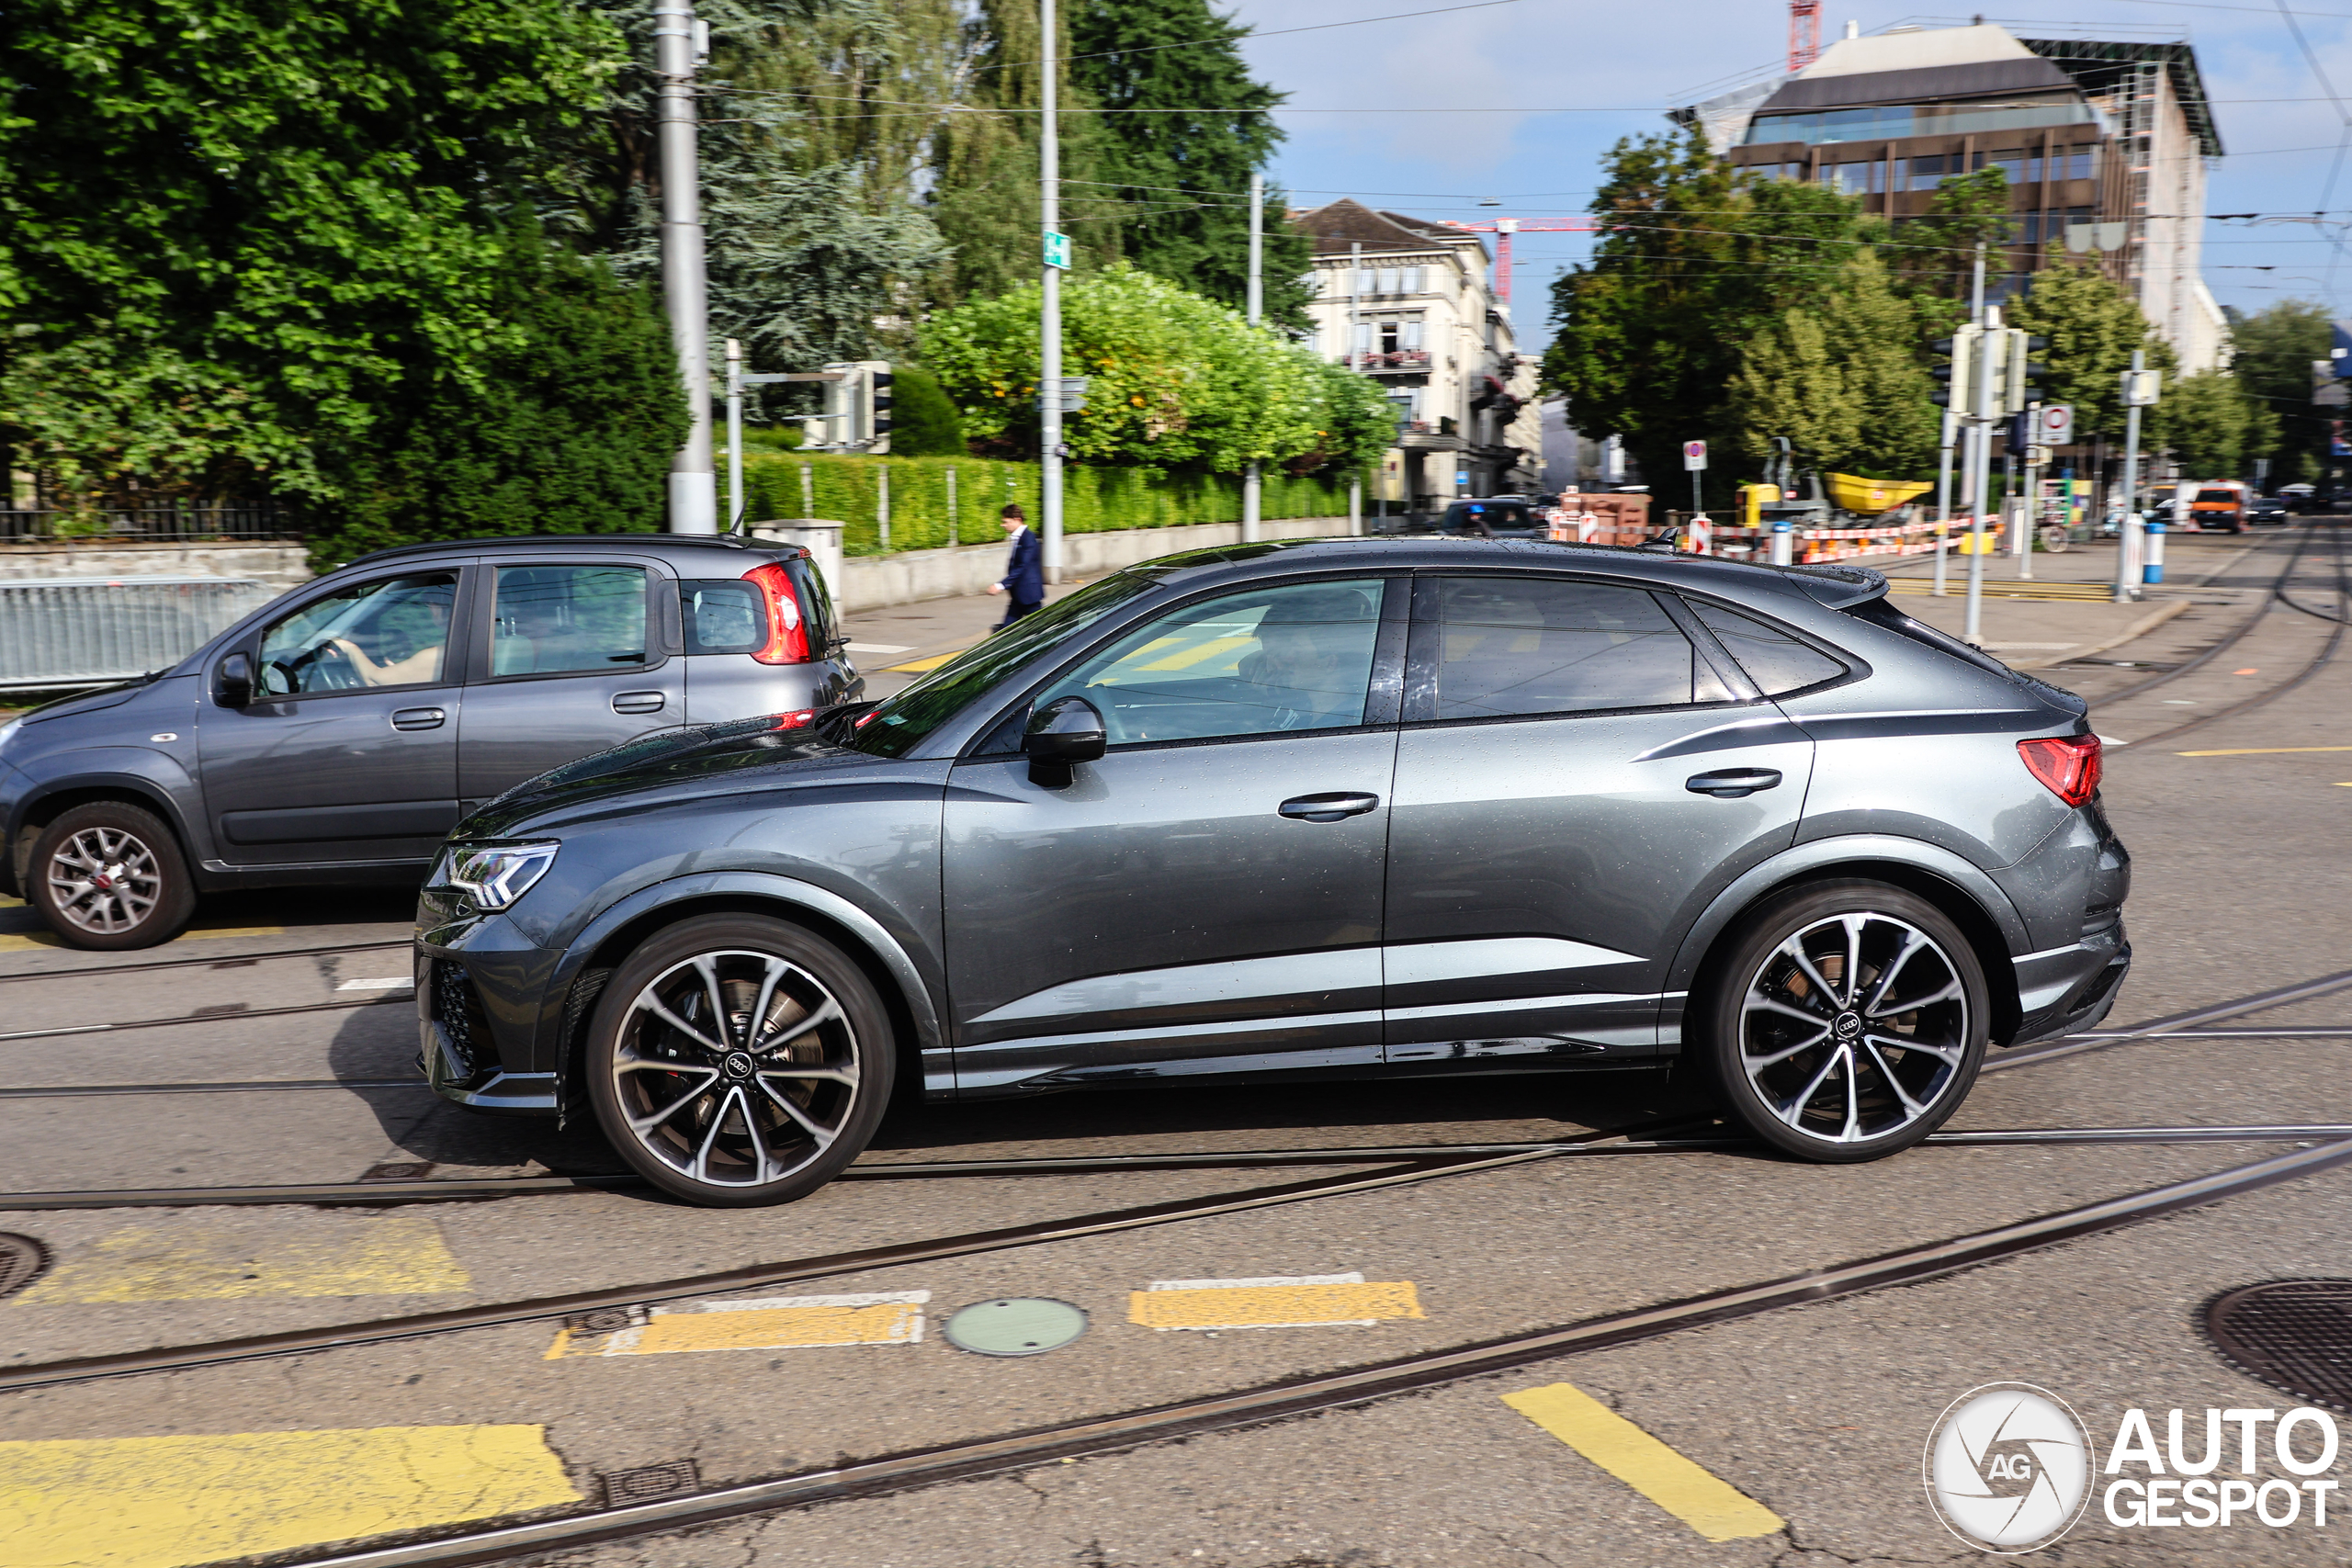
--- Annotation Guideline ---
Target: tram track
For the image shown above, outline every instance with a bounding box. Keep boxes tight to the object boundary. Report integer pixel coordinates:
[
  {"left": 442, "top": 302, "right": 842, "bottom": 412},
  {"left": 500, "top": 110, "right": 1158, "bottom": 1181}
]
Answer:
[
  {"left": 263, "top": 1135, "right": 2352, "bottom": 1568},
  {"left": 0, "top": 937, "right": 408, "bottom": 985}
]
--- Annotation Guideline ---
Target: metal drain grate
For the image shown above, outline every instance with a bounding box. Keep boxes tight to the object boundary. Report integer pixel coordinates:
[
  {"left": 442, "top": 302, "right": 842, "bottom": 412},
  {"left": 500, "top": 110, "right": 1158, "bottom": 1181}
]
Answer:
[
  {"left": 566, "top": 1308, "right": 642, "bottom": 1336},
  {"left": 2203, "top": 1280, "right": 2352, "bottom": 1411},
  {"left": 359, "top": 1161, "right": 434, "bottom": 1182},
  {"left": 599, "top": 1459, "right": 698, "bottom": 1507},
  {"left": 0, "top": 1234, "right": 50, "bottom": 1300}
]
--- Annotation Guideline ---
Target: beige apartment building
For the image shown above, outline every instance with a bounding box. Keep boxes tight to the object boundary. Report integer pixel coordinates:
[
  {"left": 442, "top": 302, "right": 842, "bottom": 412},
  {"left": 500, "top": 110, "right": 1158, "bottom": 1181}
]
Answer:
[
  {"left": 1680, "top": 23, "right": 2227, "bottom": 371},
  {"left": 1291, "top": 200, "right": 1544, "bottom": 512}
]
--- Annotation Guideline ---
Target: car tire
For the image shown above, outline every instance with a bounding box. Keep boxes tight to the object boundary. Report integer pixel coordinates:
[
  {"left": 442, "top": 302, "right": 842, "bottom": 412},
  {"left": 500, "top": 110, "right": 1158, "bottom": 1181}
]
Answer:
[
  {"left": 1696, "top": 880, "right": 1988, "bottom": 1164},
  {"left": 585, "top": 913, "right": 896, "bottom": 1207},
  {"left": 28, "top": 800, "right": 198, "bottom": 951}
]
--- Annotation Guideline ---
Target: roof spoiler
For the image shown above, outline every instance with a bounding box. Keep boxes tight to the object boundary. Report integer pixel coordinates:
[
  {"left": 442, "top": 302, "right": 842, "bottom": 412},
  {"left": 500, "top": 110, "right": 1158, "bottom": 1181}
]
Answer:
[{"left": 1781, "top": 562, "right": 1890, "bottom": 609}]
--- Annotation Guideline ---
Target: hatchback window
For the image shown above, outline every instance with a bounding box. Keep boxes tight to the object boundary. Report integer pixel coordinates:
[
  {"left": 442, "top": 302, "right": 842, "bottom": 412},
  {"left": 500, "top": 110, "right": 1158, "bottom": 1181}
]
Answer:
[
  {"left": 492, "top": 566, "right": 647, "bottom": 675},
  {"left": 1421, "top": 577, "right": 1719, "bottom": 720},
  {"left": 1688, "top": 600, "right": 1847, "bottom": 695},
  {"left": 1032, "top": 579, "right": 1386, "bottom": 745},
  {"left": 257, "top": 572, "right": 458, "bottom": 694}
]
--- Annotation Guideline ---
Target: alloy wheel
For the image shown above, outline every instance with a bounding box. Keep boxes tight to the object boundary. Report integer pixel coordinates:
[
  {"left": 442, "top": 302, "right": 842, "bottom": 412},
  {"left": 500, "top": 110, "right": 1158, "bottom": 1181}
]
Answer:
[
  {"left": 1737, "top": 911, "right": 1970, "bottom": 1146},
  {"left": 43, "top": 827, "right": 163, "bottom": 935},
  {"left": 607, "top": 948, "right": 862, "bottom": 1189}
]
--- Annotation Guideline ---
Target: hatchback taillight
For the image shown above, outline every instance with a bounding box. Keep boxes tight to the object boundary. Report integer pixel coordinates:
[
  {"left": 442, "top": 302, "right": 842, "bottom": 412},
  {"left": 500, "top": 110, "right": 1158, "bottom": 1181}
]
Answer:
[
  {"left": 2018, "top": 734, "right": 2101, "bottom": 807},
  {"left": 741, "top": 561, "right": 808, "bottom": 664}
]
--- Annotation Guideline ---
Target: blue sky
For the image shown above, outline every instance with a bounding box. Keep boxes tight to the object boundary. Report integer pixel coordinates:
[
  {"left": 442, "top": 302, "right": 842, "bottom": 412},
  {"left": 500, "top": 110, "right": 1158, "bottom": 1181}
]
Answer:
[{"left": 1230, "top": 0, "right": 2352, "bottom": 352}]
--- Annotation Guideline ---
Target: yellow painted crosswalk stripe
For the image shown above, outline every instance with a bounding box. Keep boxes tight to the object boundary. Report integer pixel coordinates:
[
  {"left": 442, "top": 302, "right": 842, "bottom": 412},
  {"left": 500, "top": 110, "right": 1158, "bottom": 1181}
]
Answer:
[
  {"left": 17, "top": 1217, "right": 469, "bottom": 1303},
  {"left": 1128, "top": 1273, "right": 1423, "bottom": 1330},
  {"left": 0, "top": 1426, "right": 579, "bottom": 1568},
  {"left": 1502, "top": 1382, "right": 1785, "bottom": 1543},
  {"left": 883, "top": 649, "right": 969, "bottom": 673},
  {"left": 548, "top": 1292, "right": 928, "bottom": 1357}
]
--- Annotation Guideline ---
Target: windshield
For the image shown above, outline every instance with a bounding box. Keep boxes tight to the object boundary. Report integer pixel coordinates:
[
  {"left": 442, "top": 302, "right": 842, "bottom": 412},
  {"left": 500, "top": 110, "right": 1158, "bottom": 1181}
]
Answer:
[
  {"left": 2195, "top": 490, "right": 2239, "bottom": 504},
  {"left": 842, "top": 571, "right": 1162, "bottom": 757}
]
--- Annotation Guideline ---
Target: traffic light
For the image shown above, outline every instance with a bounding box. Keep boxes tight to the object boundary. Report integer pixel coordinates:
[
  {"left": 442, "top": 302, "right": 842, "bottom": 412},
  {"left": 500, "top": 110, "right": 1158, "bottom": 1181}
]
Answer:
[
  {"left": 819, "top": 361, "right": 894, "bottom": 453},
  {"left": 2005, "top": 332, "right": 2048, "bottom": 415},
  {"left": 1930, "top": 326, "right": 1982, "bottom": 411}
]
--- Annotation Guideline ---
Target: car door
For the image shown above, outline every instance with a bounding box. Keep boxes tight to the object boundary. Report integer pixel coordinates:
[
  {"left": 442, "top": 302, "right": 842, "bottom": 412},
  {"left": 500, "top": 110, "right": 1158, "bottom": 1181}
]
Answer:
[
  {"left": 1382, "top": 572, "right": 1818, "bottom": 1065},
  {"left": 198, "top": 566, "right": 471, "bottom": 866},
  {"left": 942, "top": 576, "right": 1407, "bottom": 1093},
  {"left": 457, "top": 558, "right": 685, "bottom": 803}
]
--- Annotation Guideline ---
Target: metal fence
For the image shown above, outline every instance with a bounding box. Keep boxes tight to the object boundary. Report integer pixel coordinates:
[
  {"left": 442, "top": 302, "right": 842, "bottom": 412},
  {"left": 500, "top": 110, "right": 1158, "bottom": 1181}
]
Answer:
[
  {"left": 1, "top": 578, "right": 281, "bottom": 691},
  {"left": 1, "top": 502, "right": 300, "bottom": 545}
]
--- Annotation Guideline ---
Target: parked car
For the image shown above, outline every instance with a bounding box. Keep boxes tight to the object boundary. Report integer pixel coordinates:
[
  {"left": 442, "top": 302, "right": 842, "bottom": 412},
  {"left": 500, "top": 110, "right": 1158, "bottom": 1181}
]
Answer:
[
  {"left": 2249, "top": 494, "right": 2290, "bottom": 525},
  {"left": 1430, "top": 498, "right": 1546, "bottom": 537},
  {"left": 418, "top": 538, "right": 2131, "bottom": 1205},
  {"left": 0, "top": 534, "right": 859, "bottom": 950}
]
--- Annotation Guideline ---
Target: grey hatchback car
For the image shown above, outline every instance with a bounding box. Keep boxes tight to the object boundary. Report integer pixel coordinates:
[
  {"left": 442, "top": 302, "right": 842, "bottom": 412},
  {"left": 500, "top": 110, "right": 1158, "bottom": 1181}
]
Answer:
[
  {"left": 416, "top": 538, "right": 2129, "bottom": 1205},
  {"left": 0, "top": 534, "right": 859, "bottom": 949}
]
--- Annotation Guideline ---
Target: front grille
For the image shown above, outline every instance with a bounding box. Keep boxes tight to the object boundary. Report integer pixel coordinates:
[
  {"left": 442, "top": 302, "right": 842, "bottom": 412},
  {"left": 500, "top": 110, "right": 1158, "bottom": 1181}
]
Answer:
[{"left": 2203, "top": 1280, "right": 2352, "bottom": 1412}]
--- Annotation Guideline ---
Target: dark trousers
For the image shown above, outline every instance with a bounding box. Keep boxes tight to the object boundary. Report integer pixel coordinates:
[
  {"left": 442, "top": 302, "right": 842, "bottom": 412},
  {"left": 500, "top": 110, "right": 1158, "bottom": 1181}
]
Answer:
[{"left": 999, "top": 598, "right": 1041, "bottom": 628}]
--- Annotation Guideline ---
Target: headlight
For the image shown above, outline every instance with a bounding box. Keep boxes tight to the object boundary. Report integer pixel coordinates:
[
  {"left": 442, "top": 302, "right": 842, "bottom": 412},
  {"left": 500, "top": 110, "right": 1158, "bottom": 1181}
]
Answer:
[{"left": 433, "top": 840, "right": 560, "bottom": 910}]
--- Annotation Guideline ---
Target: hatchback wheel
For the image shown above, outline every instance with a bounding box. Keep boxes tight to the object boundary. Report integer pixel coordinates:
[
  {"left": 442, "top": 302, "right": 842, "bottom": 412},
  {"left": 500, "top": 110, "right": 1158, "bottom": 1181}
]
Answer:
[
  {"left": 585, "top": 915, "right": 894, "bottom": 1206},
  {"left": 1699, "top": 881, "right": 1987, "bottom": 1163},
  {"left": 28, "top": 801, "right": 197, "bottom": 951}
]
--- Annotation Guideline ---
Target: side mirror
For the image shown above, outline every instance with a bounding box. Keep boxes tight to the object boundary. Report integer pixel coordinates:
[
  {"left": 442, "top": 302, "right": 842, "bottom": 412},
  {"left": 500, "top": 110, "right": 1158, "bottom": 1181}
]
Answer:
[
  {"left": 1022, "top": 695, "right": 1105, "bottom": 787},
  {"left": 216, "top": 651, "right": 254, "bottom": 708}
]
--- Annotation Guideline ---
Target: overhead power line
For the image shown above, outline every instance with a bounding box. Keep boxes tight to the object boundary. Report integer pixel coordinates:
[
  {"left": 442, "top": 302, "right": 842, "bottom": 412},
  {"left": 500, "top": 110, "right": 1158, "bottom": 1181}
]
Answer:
[{"left": 967, "top": 0, "right": 1530, "bottom": 74}]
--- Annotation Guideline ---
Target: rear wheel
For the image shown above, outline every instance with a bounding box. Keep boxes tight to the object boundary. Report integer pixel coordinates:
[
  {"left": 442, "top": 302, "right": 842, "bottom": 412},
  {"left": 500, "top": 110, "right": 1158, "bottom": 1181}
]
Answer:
[
  {"left": 585, "top": 914, "right": 894, "bottom": 1206},
  {"left": 28, "top": 801, "right": 197, "bottom": 951},
  {"left": 1699, "top": 881, "right": 1987, "bottom": 1163}
]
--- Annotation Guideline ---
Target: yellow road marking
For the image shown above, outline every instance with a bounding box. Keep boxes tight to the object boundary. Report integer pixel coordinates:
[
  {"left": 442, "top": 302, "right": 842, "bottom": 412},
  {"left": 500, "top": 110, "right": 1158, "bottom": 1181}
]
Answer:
[
  {"left": 0, "top": 1425, "right": 579, "bottom": 1568},
  {"left": 2177, "top": 745, "right": 2352, "bottom": 756},
  {"left": 0, "top": 924, "right": 286, "bottom": 953},
  {"left": 1128, "top": 1273, "right": 1422, "bottom": 1330},
  {"left": 550, "top": 1292, "right": 928, "bottom": 1357},
  {"left": 883, "top": 649, "right": 969, "bottom": 672},
  {"left": 17, "top": 1217, "right": 469, "bottom": 1303},
  {"left": 1502, "top": 1382, "right": 1786, "bottom": 1543}
]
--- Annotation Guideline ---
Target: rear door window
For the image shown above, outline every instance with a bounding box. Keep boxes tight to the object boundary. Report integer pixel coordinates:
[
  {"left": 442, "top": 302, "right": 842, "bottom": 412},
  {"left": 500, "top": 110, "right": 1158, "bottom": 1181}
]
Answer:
[
  {"left": 1412, "top": 576, "right": 1731, "bottom": 721},
  {"left": 490, "top": 566, "right": 648, "bottom": 676}
]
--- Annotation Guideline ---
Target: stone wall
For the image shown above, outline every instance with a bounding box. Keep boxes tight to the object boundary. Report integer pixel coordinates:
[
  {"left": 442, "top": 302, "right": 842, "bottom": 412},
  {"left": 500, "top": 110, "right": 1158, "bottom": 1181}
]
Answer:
[{"left": 0, "top": 541, "right": 313, "bottom": 590}]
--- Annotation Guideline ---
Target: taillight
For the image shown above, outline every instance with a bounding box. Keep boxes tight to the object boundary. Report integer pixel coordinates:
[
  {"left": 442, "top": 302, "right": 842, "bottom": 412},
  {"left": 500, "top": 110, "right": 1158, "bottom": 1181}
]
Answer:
[
  {"left": 741, "top": 561, "right": 809, "bottom": 665},
  {"left": 2018, "top": 735, "right": 2101, "bottom": 807},
  {"left": 771, "top": 709, "right": 813, "bottom": 730}
]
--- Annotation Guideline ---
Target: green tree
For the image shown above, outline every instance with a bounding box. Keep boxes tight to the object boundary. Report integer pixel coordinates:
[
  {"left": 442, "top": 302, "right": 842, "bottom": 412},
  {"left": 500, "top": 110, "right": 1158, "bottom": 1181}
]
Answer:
[
  {"left": 1890, "top": 167, "right": 2016, "bottom": 305},
  {"left": 308, "top": 232, "right": 688, "bottom": 566},
  {"left": 888, "top": 366, "right": 968, "bottom": 456},
  {"left": 2004, "top": 261, "right": 2173, "bottom": 441},
  {"left": 1726, "top": 252, "right": 1940, "bottom": 480},
  {"left": 2225, "top": 299, "right": 2332, "bottom": 479},
  {"left": 1069, "top": 0, "right": 1313, "bottom": 329},
  {"left": 0, "top": 0, "right": 621, "bottom": 512},
  {"left": 2154, "top": 371, "right": 2279, "bottom": 479},
  {"left": 922, "top": 264, "right": 1374, "bottom": 471}
]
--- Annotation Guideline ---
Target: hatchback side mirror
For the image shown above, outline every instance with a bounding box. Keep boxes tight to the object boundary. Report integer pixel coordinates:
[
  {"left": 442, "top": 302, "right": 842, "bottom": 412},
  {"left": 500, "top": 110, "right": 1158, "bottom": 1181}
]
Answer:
[
  {"left": 1023, "top": 695, "right": 1105, "bottom": 787},
  {"left": 216, "top": 651, "right": 254, "bottom": 708}
]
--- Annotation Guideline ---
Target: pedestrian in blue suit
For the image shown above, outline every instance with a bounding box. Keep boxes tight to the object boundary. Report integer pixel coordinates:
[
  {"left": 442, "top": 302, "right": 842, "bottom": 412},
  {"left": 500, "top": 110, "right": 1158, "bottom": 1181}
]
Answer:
[{"left": 987, "top": 503, "right": 1044, "bottom": 626}]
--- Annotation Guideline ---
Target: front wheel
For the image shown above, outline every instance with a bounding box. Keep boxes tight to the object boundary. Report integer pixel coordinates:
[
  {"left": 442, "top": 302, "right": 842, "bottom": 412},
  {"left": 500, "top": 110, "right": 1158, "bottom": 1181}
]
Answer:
[
  {"left": 28, "top": 801, "right": 198, "bottom": 950},
  {"left": 1698, "top": 881, "right": 1988, "bottom": 1163},
  {"left": 585, "top": 915, "right": 895, "bottom": 1206}
]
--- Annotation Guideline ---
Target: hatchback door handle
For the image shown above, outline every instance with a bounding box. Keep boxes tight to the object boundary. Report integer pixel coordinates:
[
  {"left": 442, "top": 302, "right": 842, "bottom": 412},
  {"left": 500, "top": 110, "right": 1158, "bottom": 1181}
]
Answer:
[
  {"left": 612, "top": 691, "right": 666, "bottom": 715},
  {"left": 390, "top": 706, "right": 446, "bottom": 731},
  {"left": 1279, "top": 792, "right": 1380, "bottom": 822},
  {"left": 1686, "top": 767, "right": 1781, "bottom": 798}
]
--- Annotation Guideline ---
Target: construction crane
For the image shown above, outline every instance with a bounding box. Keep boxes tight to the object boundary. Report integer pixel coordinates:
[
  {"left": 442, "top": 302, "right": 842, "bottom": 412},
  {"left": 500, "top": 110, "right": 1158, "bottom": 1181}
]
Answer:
[
  {"left": 1788, "top": 0, "right": 1820, "bottom": 72},
  {"left": 1432, "top": 217, "right": 1599, "bottom": 305}
]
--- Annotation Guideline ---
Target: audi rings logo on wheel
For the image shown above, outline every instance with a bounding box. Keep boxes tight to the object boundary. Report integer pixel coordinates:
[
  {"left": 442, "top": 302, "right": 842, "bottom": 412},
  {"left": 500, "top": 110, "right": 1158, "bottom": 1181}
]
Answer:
[{"left": 1924, "top": 1382, "right": 2097, "bottom": 1553}]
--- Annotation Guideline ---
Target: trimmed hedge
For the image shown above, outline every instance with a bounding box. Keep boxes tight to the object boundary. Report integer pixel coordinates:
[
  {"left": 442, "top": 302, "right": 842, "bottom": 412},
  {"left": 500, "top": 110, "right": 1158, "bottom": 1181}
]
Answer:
[{"left": 743, "top": 453, "right": 1358, "bottom": 557}]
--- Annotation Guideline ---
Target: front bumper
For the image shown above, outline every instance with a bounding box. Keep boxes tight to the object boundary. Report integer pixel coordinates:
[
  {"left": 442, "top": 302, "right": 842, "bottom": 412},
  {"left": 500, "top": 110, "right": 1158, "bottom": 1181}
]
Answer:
[
  {"left": 416, "top": 896, "right": 565, "bottom": 1117},
  {"left": 2006, "top": 921, "right": 2131, "bottom": 1046}
]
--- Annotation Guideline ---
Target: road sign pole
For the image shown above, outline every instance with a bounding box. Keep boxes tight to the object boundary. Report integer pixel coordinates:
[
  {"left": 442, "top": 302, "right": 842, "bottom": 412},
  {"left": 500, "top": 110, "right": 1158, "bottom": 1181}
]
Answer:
[
  {"left": 2116, "top": 349, "right": 2146, "bottom": 604},
  {"left": 1933, "top": 407, "right": 1957, "bottom": 595},
  {"left": 1039, "top": 0, "right": 1063, "bottom": 585},
  {"left": 1963, "top": 252, "right": 1992, "bottom": 645}
]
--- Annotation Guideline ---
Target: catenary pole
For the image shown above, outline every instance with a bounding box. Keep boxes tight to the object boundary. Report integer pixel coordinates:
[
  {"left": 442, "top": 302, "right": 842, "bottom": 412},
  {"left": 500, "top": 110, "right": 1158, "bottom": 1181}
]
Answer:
[
  {"left": 655, "top": 0, "right": 716, "bottom": 534},
  {"left": 1243, "top": 169, "right": 1263, "bottom": 543},
  {"left": 1039, "top": 0, "right": 1063, "bottom": 584}
]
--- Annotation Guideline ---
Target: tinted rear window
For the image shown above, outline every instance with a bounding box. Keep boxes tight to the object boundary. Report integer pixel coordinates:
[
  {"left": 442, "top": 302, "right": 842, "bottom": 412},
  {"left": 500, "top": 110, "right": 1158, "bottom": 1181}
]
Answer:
[{"left": 1687, "top": 601, "right": 1847, "bottom": 695}]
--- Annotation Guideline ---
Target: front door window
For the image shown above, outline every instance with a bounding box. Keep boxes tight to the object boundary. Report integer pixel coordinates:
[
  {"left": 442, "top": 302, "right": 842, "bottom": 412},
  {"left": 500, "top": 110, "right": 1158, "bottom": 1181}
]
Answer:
[{"left": 257, "top": 573, "right": 458, "bottom": 694}]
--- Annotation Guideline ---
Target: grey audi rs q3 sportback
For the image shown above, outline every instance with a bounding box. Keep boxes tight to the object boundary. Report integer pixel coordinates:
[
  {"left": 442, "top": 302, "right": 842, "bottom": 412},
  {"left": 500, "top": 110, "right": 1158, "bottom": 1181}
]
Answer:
[{"left": 417, "top": 539, "right": 2130, "bottom": 1206}]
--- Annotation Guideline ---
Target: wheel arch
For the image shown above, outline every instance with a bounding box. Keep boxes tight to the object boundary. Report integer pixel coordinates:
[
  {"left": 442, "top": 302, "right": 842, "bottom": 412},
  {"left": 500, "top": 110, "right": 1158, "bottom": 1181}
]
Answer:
[
  {"left": 1667, "top": 840, "right": 2028, "bottom": 1049},
  {"left": 10, "top": 777, "right": 200, "bottom": 898},
  {"left": 543, "top": 873, "right": 945, "bottom": 1116}
]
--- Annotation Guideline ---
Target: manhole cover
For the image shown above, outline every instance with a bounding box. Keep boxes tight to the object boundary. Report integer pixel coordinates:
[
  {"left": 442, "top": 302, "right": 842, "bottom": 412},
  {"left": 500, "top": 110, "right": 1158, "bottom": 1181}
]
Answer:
[
  {"left": 0, "top": 1235, "right": 47, "bottom": 1300},
  {"left": 598, "top": 1459, "right": 697, "bottom": 1506},
  {"left": 942, "top": 1297, "right": 1088, "bottom": 1358},
  {"left": 2203, "top": 1280, "right": 2352, "bottom": 1411}
]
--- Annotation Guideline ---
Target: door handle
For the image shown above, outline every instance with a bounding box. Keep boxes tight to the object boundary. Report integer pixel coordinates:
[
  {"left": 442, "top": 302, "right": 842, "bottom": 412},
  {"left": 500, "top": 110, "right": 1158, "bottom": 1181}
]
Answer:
[
  {"left": 1686, "top": 767, "right": 1781, "bottom": 798},
  {"left": 612, "top": 691, "right": 666, "bottom": 715},
  {"left": 390, "top": 707, "right": 446, "bottom": 731},
  {"left": 1279, "top": 792, "right": 1380, "bottom": 823}
]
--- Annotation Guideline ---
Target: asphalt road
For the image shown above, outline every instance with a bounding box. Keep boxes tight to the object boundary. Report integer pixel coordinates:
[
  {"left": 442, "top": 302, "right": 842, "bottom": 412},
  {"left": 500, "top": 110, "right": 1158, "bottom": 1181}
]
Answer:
[{"left": 3, "top": 526, "right": 2348, "bottom": 1568}]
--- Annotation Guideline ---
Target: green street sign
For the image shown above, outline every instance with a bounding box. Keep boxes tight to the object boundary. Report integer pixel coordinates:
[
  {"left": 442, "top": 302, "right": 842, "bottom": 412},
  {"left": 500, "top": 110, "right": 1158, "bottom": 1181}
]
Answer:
[{"left": 1043, "top": 231, "right": 1072, "bottom": 270}]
